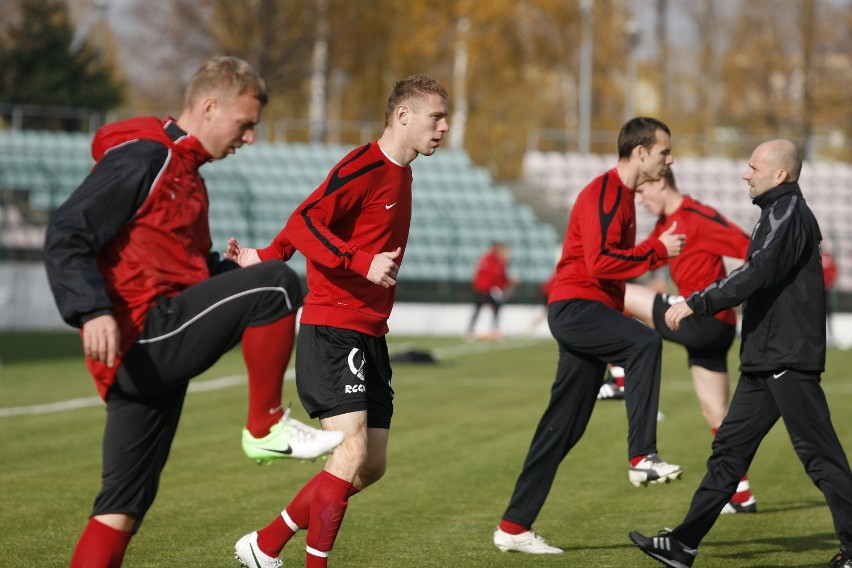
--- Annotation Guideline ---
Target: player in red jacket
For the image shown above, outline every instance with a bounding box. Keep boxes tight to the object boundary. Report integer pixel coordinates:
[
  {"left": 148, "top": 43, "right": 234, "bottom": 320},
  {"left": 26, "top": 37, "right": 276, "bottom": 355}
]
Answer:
[
  {"left": 44, "top": 57, "right": 343, "bottom": 568},
  {"left": 493, "top": 117, "right": 686, "bottom": 554},
  {"left": 618, "top": 169, "right": 758, "bottom": 514},
  {"left": 466, "top": 241, "right": 516, "bottom": 339},
  {"left": 226, "top": 74, "right": 449, "bottom": 568}
]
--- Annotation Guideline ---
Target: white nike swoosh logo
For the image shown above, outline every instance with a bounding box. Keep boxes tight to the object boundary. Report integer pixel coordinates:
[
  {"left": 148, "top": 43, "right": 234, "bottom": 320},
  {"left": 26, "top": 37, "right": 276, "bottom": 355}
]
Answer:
[
  {"left": 385, "top": 203, "right": 397, "bottom": 209},
  {"left": 773, "top": 370, "right": 788, "bottom": 379}
]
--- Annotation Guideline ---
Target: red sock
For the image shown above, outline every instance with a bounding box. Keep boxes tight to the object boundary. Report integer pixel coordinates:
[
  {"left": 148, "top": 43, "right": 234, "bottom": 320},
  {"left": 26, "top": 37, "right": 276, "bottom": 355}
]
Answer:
[
  {"left": 305, "top": 471, "right": 354, "bottom": 568},
  {"left": 69, "top": 517, "right": 133, "bottom": 568},
  {"left": 498, "top": 520, "right": 528, "bottom": 535},
  {"left": 629, "top": 455, "right": 648, "bottom": 467},
  {"left": 730, "top": 475, "right": 754, "bottom": 504},
  {"left": 242, "top": 313, "right": 296, "bottom": 438},
  {"left": 257, "top": 473, "right": 322, "bottom": 556},
  {"left": 610, "top": 365, "right": 626, "bottom": 388}
]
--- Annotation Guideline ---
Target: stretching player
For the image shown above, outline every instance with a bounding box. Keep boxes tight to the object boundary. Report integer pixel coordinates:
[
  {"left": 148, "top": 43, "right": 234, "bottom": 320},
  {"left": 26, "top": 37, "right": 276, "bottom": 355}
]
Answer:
[
  {"left": 625, "top": 169, "right": 757, "bottom": 513},
  {"left": 493, "top": 117, "right": 685, "bottom": 554},
  {"left": 44, "top": 57, "right": 342, "bottom": 568}
]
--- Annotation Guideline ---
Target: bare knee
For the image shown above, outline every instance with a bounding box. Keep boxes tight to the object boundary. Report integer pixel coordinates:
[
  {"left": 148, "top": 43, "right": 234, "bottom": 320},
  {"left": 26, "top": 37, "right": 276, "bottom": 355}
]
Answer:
[
  {"left": 355, "top": 460, "right": 387, "bottom": 490},
  {"left": 94, "top": 513, "right": 138, "bottom": 533}
]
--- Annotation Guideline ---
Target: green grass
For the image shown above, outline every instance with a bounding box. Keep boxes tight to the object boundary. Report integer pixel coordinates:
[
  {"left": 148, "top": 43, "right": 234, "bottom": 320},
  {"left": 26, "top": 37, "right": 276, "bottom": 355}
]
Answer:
[{"left": 1, "top": 331, "right": 851, "bottom": 567}]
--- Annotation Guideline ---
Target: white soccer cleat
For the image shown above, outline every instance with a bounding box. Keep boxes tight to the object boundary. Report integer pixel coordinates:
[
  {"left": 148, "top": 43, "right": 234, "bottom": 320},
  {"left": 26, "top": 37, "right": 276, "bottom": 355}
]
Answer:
[
  {"left": 493, "top": 528, "right": 563, "bottom": 554},
  {"left": 242, "top": 408, "right": 344, "bottom": 463},
  {"left": 721, "top": 495, "right": 757, "bottom": 514},
  {"left": 234, "top": 532, "right": 282, "bottom": 568},
  {"left": 629, "top": 453, "right": 684, "bottom": 487}
]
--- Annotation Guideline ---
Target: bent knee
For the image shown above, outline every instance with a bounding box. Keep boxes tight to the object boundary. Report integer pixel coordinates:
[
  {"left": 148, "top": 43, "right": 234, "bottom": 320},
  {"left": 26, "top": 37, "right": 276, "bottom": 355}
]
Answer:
[
  {"left": 357, "top": 462, "right": 387, "bottom": 489},
  {"left": 253, "top": 259, "right": 298, "bottom": 284},
  {"left": 635, "top": 327, "right": 662, "bottom": 352},
  {"left": 251, "top": 261, "right": 304, "bottom": 307}
]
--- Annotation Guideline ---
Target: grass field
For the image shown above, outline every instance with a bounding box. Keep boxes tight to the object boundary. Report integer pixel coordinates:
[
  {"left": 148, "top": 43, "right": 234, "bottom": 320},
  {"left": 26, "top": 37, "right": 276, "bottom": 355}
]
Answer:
[{"left": 1, "top": 330, "right": 851, "bottom": 567}]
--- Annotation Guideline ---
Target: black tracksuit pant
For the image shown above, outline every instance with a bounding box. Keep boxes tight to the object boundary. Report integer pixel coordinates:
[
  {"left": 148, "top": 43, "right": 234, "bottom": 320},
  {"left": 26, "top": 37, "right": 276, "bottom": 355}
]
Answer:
[
  {"left": 671, "top": 369, "right": 852, "bottom": 550},
  {"left": 502, "top": 299, "right": 664, "bottom": 529},
  {"left": 93, "top": 261, "right": 302, "bottom": 521}
]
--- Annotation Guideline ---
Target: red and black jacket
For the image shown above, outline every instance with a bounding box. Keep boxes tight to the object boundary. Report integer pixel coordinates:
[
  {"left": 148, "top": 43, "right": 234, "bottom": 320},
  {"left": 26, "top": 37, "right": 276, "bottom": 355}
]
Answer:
[{"left": 44, "top": 117, "right": 228, "bottom": 398}]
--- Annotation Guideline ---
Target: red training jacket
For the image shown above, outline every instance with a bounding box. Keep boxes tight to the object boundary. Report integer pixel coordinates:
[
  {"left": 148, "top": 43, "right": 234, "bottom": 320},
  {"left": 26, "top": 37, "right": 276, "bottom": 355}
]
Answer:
[
  {"left": 46, "top": 117, "right": 214, "bottom": 398},
  {"left": 472, "top": 250, "right": 510, "bottom": 294}
]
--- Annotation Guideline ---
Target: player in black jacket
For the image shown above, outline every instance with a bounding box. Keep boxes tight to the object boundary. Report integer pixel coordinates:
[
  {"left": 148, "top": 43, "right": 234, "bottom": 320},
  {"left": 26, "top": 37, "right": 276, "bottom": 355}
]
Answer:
[{"left": 630, "top": 139, "right": 852, "bottom": 568}]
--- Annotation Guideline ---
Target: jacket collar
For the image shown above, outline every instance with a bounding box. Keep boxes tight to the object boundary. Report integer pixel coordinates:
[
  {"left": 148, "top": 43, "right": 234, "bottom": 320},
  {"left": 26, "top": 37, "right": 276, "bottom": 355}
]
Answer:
[
  {"left": 164, "top": 118, "right": 213, "bottom": 168},
  {"left": 753, "top": 181, "right": 802, "bottom": 209}
]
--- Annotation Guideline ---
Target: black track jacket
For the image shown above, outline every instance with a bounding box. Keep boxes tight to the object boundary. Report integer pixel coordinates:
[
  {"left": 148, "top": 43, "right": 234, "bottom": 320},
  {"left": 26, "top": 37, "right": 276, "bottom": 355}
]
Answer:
[{"left": 685, "top": 182, "right": 826, "bottom": 374}]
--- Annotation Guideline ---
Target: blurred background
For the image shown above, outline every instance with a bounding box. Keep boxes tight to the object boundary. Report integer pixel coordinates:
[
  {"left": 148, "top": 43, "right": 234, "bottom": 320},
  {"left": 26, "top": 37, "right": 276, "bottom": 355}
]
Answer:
[{"left": 1, "top": 0, "right": 851, "bottom": 332}]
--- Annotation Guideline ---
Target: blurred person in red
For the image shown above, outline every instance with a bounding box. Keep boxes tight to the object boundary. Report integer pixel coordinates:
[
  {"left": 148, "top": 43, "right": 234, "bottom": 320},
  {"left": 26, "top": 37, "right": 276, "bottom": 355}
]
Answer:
[
  {"left": 466, "top": 241, "right": 516, "bottom": 339},
  {"left": 823, "top": 249, "right": 838, "bottom": 346}
]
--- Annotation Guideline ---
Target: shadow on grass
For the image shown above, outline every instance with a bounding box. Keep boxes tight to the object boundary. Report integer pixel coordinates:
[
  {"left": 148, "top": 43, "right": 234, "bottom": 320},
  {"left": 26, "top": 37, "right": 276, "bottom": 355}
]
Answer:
[
  {"left": 713, "top": 531, "right": 838, "bottom": 568},
  {"left": 757, "top": 498, "right": 831, "bottom": 516},
  {"left": 562, "top": 520, "right": 836, "bottom": 568}
]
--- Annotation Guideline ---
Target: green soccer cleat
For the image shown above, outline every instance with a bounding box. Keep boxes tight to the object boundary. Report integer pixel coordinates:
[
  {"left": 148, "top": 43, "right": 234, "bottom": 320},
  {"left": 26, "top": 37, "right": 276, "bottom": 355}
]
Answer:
[{"left": 242, "top": 408, "right": 344, "bottom": 463}]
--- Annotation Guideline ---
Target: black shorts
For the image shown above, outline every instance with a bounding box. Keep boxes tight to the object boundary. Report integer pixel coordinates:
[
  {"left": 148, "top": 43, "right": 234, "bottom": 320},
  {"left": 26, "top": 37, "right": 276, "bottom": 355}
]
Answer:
[
  {"left": 651, "top": 293, "right": 736, "bottom": 372},
  {"left": 296, "top": 324, "right": 394, "bottom": 429}
]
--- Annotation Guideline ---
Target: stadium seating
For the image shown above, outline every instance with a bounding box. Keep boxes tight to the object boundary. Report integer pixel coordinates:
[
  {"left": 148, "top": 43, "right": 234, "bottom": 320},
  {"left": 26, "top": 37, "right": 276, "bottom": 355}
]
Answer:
[
  {"left": 0, "top": 130, "right": 560, "bottom": 287},
  {"left": 3, "top": 128, "right": 849, "bottom": 298},
  {"left": 523, "top": 150, "right": 852, "bottom": 292}
]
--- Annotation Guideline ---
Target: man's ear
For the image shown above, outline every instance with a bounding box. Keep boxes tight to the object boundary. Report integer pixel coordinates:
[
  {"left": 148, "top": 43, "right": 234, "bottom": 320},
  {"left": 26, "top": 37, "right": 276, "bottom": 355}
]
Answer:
[
  {"left": 201, "top": 97, "right": 218, "bottom": 120},
  {"left": 396, "top": 104, "right": 409, "bottom": 126}
]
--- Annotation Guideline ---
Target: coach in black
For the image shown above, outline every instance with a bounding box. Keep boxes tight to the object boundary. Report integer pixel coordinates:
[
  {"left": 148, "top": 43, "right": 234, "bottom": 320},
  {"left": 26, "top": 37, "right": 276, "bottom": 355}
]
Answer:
[{"left": 630, "top": 139, "right": 852, "bottom": 568}]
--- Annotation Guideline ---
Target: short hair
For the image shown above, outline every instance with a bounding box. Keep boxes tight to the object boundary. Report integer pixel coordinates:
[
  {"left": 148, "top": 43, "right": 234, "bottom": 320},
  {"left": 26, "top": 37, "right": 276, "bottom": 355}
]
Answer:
[
  {"left": 384, "top": 74, "right": 448, "bottom": 126},
  {"left": 617, "top": 117, "right": 670, "bottom": 159},
  {"left": 184, "top": 56, "right": 268, "bottom": 109}
]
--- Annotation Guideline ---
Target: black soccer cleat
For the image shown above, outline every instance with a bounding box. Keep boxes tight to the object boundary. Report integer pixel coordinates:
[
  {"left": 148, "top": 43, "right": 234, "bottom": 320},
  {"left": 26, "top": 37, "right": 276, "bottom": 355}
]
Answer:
[
  {"left": 829, "top": 551, "right": 852, "bottom": 568},
  {"left": 630, "top": 529, "right": 697, "bottom": 568}
]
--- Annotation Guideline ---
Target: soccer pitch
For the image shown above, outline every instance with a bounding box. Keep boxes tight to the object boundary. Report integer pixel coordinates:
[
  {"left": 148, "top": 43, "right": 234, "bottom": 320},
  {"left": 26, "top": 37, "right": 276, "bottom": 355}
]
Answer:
[{"left": 1, "top": 332, "right": 851, "bottom": 567}]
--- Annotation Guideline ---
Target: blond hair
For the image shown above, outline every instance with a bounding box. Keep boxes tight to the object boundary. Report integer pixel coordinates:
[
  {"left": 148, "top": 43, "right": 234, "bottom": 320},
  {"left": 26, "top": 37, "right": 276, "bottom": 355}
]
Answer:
[
  {"left": 384, "top": 74, "right": 448, "bottom": 126},
  {"left": 184, "top": 56, "right": 268, "bottom": 109}
]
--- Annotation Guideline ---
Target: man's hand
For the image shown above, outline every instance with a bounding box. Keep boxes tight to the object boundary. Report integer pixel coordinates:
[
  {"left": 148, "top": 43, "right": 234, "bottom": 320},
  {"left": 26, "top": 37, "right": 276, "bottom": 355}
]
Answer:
[
  {"left": 366, "top": 247, "right": 402, "bottom": 288},
  {"left": 82, "top": 314, "right": 121, "bottom": 368},
  {"left": 658, "top": 221, "right": 686, "bottom": 258},
  {"left": 224, "top": 237, "right": 261, "bottom": 267},
  {"left": 664, "top": 300, "right": 694, "bottom": 331}
]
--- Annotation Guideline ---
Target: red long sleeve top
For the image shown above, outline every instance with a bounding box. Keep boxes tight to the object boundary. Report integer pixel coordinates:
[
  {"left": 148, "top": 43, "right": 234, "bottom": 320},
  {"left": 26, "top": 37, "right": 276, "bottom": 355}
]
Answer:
[
  {"left": 258, "top": 142, "right": 412, "bottom": 336},
  {"left": 646, "top": 194, "right": 750, "bottom": 326},
  {"left": 548, "top": 168, "right": 669, "bottom": 312}
]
